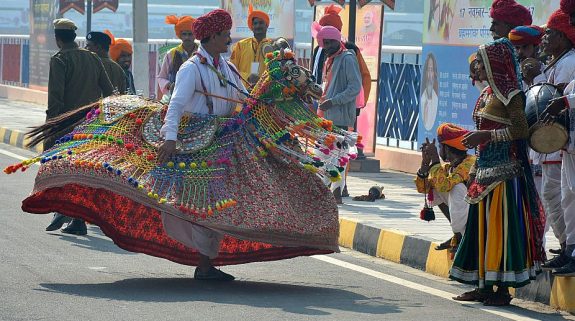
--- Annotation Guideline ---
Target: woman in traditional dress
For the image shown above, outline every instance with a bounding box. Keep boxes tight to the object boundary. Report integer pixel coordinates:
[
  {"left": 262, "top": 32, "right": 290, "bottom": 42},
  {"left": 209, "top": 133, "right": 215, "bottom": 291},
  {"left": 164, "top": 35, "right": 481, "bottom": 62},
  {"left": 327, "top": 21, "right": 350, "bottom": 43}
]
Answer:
[{"left": 450, "top": 38, "right": 546, "bottom": 306}]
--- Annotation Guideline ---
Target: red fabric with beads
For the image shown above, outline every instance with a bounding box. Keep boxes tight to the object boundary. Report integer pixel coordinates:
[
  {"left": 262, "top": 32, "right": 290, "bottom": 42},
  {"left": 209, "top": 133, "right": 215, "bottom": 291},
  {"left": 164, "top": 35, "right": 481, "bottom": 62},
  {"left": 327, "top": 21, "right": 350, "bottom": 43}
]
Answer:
[{"left": 22, "top": 184, "right": 332, "bottom": 266}]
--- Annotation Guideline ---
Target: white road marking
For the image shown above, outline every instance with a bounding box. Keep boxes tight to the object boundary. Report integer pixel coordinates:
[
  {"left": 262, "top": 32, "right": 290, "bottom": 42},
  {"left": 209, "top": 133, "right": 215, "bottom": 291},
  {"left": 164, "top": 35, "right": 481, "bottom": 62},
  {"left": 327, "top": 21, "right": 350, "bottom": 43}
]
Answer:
[
  {"left": 313, "top": 255, "right": 542, "bottom": 321},
  {"left": 88, "top": 267, "right": 107, "bottom": 270},
  {"left": 0, "top": 148, "right": 35, "bottom": 163}
]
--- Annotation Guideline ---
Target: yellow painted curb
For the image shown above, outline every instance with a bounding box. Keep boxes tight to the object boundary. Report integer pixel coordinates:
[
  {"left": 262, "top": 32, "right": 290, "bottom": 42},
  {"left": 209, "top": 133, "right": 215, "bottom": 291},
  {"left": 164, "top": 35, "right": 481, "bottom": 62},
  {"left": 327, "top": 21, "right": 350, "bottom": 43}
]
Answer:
[
  {"left": 0, "top": 128, "right": 6, "bottom": 142},
  {"left": 550, "top": 277, "right": 575, "bottom": 313},
  {"left": 338, "top": 219, "right": 357, "bottom": 249},
  {"left": 375, "top": 229, "right": 405, "bottom": 263},
  {"left": 425, "top": 242, "right": 452, "bottom": 278},
  {"left": 9, "top": 130, "right": 19, "bottom": 146}
]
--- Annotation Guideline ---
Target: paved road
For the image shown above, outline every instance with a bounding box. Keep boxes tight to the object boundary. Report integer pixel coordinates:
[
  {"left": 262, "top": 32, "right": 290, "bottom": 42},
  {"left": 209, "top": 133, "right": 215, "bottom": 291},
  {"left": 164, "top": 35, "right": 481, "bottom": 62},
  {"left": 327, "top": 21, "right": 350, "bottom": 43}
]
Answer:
[{"left": 0, "top": 144, "right": 572, "bottom": 321}]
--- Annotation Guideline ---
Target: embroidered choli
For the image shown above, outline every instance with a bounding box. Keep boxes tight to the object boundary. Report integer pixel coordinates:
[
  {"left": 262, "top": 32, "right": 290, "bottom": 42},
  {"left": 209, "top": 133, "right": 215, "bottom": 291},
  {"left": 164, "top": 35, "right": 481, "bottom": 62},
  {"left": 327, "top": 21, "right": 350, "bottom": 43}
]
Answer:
[{"left": 466, "top": 87, "right": 529, "bottom": 203}]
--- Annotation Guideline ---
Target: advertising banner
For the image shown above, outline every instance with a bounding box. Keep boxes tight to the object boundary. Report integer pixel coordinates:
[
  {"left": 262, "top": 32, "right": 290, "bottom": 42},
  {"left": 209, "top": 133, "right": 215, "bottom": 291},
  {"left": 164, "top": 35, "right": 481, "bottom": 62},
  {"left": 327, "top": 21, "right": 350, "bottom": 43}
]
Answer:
[
  {"left": 29, "top": 0, "right": 60, "bottom": 90},
  {"left": 221, "top": 0, "right": 295, "bottom": 43},
  {"left": 418, "top": 0, "right": 561, "bottom": 144}
]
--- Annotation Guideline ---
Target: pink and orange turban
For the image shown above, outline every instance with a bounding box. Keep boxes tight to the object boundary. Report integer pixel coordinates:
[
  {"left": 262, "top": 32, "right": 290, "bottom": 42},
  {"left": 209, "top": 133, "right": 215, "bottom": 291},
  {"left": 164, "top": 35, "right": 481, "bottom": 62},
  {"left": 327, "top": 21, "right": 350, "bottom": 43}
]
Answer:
[
  {"left": 247, "top": 4, "right": 270, "bottom": 30},
  {"left": 104, "top": 30, "right": 132, "bottom": 62},
  {"left": 192, "top": 9, "right": 232, "bottom": 41},
  {"left": 547, "top": 9, "right": 575, "bottom": 45},
  {"left": 561, "top": 0, "right": 575, "bottom": 14},
  {"left": 165, "top": 15, "right": 195, "bottom": 38},
  {"left": 437, "top": 123, "right": 470, "bottom": 151},
  {"left": 508, "top": 25, "right": 544, "bottom": 45},
  {"left": 490, "top": 0, "right": 532, "bottom": 27},
  {"left": 318, "top": 4, "right": 343, "bottom": 31},
  {"left": 312, "top": 22, "right": 342, "bottom": 48}
]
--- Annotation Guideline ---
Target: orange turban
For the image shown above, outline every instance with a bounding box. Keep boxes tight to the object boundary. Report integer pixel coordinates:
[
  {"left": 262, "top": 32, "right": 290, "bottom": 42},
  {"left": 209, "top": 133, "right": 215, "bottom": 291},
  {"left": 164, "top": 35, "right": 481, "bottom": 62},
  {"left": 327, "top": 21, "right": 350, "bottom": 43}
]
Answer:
[
  {"left": 104, "top": 30, "right": 132, "bottom": 62},
  {"left": 247, "top": 4, "right": 270, "bottom": 30},
  {"left": 319, "top": 4, "right": 343, "bottom": 31},
  {"left": 165, "top": 15, "right": 195, "bottom": 38},
  {"left": 436, "top": 123, "right": 470, "bottom": 151}
]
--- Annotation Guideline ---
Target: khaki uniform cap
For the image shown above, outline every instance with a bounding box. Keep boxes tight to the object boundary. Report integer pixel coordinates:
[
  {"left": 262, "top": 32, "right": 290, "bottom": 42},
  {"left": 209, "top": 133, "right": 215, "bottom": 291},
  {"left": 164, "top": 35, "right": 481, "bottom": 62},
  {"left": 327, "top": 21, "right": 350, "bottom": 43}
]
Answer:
[{"left": 53, "top": 18, "right": 77, "bottom": 31}]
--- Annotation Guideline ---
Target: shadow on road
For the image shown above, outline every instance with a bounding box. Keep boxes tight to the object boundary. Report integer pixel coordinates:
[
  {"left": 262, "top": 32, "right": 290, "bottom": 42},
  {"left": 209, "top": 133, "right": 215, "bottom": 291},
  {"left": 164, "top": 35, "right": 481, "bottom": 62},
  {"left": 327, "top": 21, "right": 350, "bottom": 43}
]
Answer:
[
  {"left": 46, "top": 225, "right": 135, "bottom": 255},
  {"left": 37, "top": 278, "right": 414, "bottom": 316}
]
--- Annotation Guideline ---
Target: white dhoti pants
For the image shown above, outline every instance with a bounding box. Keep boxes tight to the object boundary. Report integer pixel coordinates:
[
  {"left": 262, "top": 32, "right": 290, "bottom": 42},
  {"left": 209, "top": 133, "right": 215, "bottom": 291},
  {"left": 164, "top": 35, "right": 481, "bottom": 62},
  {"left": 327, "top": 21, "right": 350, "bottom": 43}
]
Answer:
[
  {"left": 543, "top": 163, "right": 567, "bottom": 244},
  {"left": 432, "top": 183, "right": 468, "bottom": 235},
  {"left": 162, "top": 213, "right": 224, "bottom": 259},
  {"left": 561, "top": 154, "right": 575, "bottom": 257}
]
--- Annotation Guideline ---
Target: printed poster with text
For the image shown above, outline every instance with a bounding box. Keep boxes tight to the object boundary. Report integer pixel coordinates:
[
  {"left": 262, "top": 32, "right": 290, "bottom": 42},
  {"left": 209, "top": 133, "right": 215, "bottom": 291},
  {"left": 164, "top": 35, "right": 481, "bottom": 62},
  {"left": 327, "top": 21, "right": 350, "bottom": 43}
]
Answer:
[
  {"left": 314, "top": 3, "right": 384, "bottom": 153},
  {"left": 419, "top": 0, "right": 560, "bottom": 144},
  {"left": 221, "top": 0, "right": 295, "bottom": 43}
]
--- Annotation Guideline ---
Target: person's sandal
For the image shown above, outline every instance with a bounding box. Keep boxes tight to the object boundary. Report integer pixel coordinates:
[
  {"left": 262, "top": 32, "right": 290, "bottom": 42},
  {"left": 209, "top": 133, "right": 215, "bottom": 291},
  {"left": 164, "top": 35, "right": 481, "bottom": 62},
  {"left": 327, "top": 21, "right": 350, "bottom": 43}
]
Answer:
[
  {"left": 483, "top": 292, "right": 512, "bottom": 306},
  {"left": 453, "top": 289, "right": 488, "bottom": 302},
  {"left": 435, "top": 238, "right": 452, "bottom": 251},
  {"left": 194, "top": 267, "right": 235, "bottom": 281}
]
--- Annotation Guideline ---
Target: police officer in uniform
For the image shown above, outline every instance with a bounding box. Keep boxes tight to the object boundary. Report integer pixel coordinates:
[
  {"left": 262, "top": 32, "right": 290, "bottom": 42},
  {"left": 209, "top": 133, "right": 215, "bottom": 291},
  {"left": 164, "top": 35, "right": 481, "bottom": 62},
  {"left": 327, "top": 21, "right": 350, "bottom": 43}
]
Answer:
[
  {"left": 45, "top": 19, "right": 115, "bottom": 235},
  {"left": 86, "top": 31, "right": 127, "bottom": 94}
]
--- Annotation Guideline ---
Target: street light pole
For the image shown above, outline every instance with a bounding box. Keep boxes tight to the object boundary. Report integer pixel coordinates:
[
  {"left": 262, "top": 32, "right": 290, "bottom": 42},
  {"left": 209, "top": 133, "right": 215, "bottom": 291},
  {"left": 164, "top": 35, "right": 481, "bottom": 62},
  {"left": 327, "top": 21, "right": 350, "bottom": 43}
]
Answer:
[
  {"left": 348, "top": 0, "right": 366, "bottom": 159},
  {"left": 86, "top": 0, "right": 92, "bottom": 33},
  {"left": 132, "top": 0, "right": 150, "bottom": 97},
  {"left": 348, "top": 0, "right": 356, "bottom": 44}
]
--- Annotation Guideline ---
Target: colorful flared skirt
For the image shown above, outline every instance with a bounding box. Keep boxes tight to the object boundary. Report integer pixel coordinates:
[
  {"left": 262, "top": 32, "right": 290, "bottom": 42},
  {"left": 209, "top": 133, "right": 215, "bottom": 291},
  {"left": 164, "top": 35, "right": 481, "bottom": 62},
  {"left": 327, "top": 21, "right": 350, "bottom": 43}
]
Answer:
[{"left": 449, "top": 177, "right": 545, "bottom": 288}]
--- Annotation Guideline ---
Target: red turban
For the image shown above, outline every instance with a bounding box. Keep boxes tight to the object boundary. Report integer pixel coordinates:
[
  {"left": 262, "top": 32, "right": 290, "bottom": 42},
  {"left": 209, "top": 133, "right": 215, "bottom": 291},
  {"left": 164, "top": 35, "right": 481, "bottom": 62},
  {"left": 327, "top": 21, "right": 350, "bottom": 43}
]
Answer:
[
  {"left": 436, "top": 123, "right": 470, "bottom": 151},
  {"left": 192, "top": 9, "right": 232, "bottom": 41},
  {"left": 547, "top": 9, "right": 575, "bottom": 45},
  {"left": 490, "top": 0, "right": 532, "bottom": 27},
  {"left": 508, "top": 25, "right": 544, "bottom": 45},
  {"left": 247, "top": 4, "right": 270, "bottom": 30},
  {"left": 561, "top": 0, "right": 575, "bottom": 14},
  {"left": 104, "top": 30, "right": 132, "bottom": 62},
  {"left": 165, "top": 15, "right": 194, "bottom": 38},
  {"left": 318, "top": 4, "right": 343, "bottom": 31}
]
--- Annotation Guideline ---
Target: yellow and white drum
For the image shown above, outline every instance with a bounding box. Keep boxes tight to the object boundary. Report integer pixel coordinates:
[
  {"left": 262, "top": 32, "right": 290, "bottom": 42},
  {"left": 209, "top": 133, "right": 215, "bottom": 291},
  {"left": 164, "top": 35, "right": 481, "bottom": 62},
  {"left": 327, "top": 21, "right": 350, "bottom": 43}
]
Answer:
[{"left": 525, "top": 83, "right": 568, "bottom": 154}]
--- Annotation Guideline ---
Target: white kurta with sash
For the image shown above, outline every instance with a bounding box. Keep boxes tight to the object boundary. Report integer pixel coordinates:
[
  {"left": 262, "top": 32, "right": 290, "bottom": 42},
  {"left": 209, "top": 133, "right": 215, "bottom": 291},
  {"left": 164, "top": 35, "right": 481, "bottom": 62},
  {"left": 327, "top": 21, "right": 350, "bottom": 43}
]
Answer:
[{"left": 160, "top": 45, "right": 246, "bottom": 258}]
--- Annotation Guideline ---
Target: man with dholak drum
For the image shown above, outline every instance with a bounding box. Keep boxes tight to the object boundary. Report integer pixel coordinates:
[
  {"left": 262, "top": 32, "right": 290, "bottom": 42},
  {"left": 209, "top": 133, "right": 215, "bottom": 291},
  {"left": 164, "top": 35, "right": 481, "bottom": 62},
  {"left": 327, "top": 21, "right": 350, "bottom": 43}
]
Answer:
[
  {"left": 535, "top": 7, "right": 575, "bottom": 274},
  {"left": 542, "top": 0, "right": 575, "bottom": 277},
  {"left": 508, "top": 26, "right": 566, "bottom": 256}
]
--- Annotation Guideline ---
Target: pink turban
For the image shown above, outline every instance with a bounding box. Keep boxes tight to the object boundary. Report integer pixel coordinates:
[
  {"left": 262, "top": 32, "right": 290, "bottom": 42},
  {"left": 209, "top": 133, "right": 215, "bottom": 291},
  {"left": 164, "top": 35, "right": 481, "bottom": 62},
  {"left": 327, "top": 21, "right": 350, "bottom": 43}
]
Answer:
[{"left": 311, "top": 22, "right": 341, "bottom": 48}]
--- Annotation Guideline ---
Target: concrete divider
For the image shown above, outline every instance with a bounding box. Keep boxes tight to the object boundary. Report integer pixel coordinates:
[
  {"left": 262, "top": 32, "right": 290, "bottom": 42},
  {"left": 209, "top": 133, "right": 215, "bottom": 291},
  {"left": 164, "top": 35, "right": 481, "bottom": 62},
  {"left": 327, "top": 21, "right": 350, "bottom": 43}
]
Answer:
[
  {"left": 0, "top": 127, "right": 43, "bottom": 153},
  {"left": 374, "top": 145, "right": 421, "bottom": 174},
  {"left": 0, "top": 85, "right": 47, "bottom": 106}
]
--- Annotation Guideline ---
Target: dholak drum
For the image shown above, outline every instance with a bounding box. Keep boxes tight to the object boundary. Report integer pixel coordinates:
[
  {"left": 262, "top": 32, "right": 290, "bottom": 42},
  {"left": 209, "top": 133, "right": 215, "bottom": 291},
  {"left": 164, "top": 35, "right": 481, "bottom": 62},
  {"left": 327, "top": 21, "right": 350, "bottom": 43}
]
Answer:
[{"left": 525, "top": 83, "right": 568, "bottom": 154}]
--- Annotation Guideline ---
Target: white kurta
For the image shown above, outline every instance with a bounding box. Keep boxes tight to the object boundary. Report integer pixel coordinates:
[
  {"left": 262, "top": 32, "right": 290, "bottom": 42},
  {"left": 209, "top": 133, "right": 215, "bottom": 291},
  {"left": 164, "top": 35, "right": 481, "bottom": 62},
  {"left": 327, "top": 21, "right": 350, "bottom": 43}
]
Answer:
[
  {"left": 160, "top": 46, "right": 246, "bottom": 141},
  {"left": 432, "top": 183, "right": 469, "bottom": 235},
  {"left": 159, "top": 45, "right": 246, "bottom": 258},
  {"left": 562, "top": 81, "right": 575, "bottom": 254}
]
